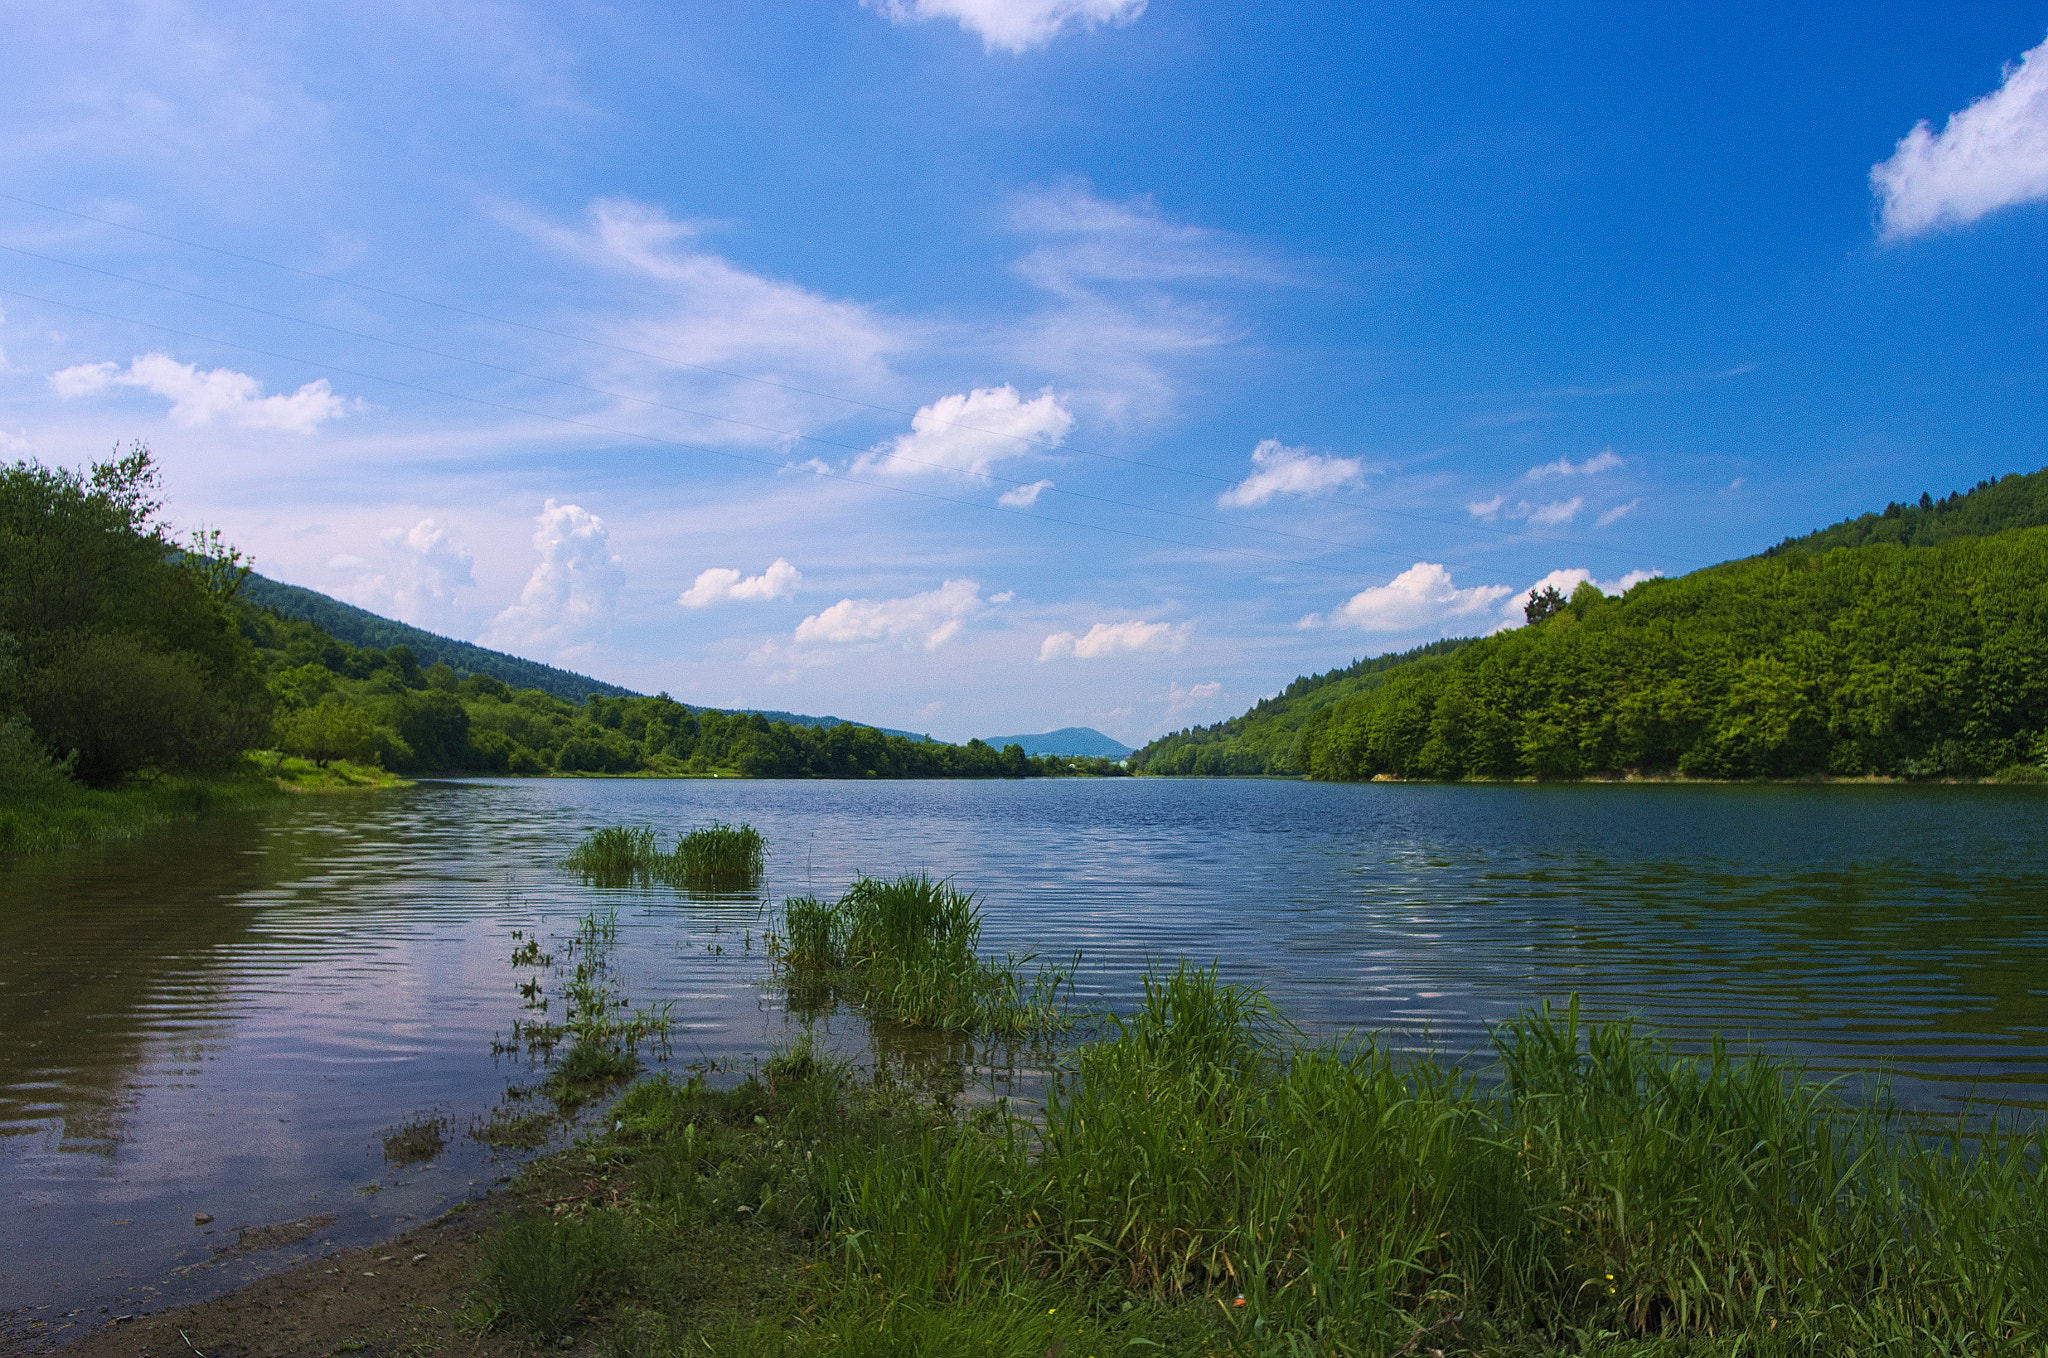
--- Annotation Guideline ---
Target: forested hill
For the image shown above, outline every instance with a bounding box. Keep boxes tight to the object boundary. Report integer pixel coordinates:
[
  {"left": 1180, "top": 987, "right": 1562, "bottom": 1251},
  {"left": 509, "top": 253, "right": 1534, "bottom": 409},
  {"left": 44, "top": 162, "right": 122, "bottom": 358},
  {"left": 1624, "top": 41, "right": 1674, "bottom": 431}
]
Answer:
[
  {"left": 242, "top": 574, "right": 636, "bottom": 702},
  {"left": 242, "top": 573, "right": 926, "bottom": 738},
  {"left": 1134, "top": 465, "right": 2048, "bottom": 782},
  {"left": 1762, "top": 464, "right": 2048, "bottom": 558},
  {"left": 1127, "top": 637, "right": 1475, "bottom": 776},
  {"left": 1295, "top": 530, "right": 2048, "bottom": 780}
]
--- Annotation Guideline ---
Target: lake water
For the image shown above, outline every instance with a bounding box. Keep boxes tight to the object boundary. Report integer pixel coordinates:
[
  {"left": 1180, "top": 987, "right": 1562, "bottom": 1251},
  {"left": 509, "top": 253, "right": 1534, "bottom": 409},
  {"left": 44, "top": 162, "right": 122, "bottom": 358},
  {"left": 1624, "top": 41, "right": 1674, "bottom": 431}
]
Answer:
[{"left": 4, "top": 777, "right": 2046, "bottom": 1338}]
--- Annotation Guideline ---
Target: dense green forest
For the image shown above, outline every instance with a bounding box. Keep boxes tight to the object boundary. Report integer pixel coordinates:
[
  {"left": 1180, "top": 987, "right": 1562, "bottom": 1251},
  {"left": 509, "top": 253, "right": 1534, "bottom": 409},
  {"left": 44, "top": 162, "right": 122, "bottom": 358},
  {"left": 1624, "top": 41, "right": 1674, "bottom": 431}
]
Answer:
[
  {"left": 1127, "top": 638, "right": 1474, "bottom": 775},
  {"left": 1762, "top": 464, "right": 2048, "bottom": 557},
  {"left": 246, "top": 604, "right": 1120, "bottom": 778},
  {"left": 1, "top": 448, "right": 1120, "bottom": 799},
  {"left": 240, "top": 573, "right": 637, "bottom": 703},
  {"left": 1135, "top": 467, "right": 2048, "bottom": 782}
]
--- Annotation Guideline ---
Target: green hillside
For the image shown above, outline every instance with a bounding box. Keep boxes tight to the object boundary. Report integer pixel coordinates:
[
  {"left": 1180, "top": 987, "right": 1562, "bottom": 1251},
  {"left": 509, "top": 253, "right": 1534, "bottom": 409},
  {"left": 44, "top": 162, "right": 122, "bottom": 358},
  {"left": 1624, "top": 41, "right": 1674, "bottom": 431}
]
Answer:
[
  {"left": 240, "top": 573, "right": 637, "bottom": 702},
  {"left": 1128, "top": 638, "right": 1475, "bottom": 775},
  {"left": 241, "top": 573, "right": 928, "bottom": 739},
  {"left": 1298, "top": 530, "right": 2048, "bottom": 780},
  {"left": 1762, "top": 465, "right": 2048, "bottom": 558},
  {"left": 1135, "top": 465, "right": 2048, "bottom": 782}
]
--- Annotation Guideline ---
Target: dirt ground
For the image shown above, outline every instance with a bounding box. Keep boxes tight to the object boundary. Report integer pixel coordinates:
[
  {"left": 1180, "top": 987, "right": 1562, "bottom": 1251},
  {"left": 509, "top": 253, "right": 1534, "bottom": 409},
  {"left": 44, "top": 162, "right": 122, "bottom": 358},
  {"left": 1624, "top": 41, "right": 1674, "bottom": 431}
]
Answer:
[{"left": 14, "top": 1198, "right": 555, "bottom": 1358}]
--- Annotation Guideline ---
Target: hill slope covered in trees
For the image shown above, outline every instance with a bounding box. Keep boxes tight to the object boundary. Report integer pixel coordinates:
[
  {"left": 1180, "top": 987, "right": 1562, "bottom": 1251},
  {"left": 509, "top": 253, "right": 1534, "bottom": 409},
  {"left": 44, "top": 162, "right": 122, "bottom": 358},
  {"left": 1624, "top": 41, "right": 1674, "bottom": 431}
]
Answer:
[{"left": 1134, "top": 467, "right": 2048, "bottom": 782}]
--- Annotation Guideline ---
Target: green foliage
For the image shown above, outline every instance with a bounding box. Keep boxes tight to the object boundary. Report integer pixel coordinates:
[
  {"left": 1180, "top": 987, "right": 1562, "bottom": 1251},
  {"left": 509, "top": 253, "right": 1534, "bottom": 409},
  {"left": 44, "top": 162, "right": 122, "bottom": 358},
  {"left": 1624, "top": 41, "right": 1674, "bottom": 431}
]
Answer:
[
  {"left": 674, "top": 821, "right": 765, "bottom": 886},
  {"left": 1766, "top": 463, "right": 2048, "bottom": 557},
  {"left": 485, "top": 1212, "right": 625, "bottom": 1341},
  {"left": 1297, "top": 529, "right": 2048, "bottom": 780},
  {"left": 0, "top": 446, "right": 270, "bottom": 786},
  {"left": 538, "top": 959, "right": 2048, "bottom": 1356},
  {"left": 1130, "top": 637, "right": 1476, "bottom": 775},
  {"left": 565, "top": 825, "right": 664, "bottom": 885},
  {"left": 272, "top": 700, "right": 381, "bottom": 767},
  {"left": 240, "top": 613, "right": 1129, "bottom": 779},
  {"left": 769, "top": 873, "right": 1074, "bottom": 1038}
]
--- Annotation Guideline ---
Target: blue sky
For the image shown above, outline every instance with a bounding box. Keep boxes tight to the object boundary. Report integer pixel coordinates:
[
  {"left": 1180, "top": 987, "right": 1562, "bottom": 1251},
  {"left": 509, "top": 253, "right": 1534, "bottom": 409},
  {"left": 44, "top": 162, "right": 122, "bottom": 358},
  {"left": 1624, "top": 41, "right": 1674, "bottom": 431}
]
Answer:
[{"left": 5, "top": 1, "right": 2048, "bottom": 743}]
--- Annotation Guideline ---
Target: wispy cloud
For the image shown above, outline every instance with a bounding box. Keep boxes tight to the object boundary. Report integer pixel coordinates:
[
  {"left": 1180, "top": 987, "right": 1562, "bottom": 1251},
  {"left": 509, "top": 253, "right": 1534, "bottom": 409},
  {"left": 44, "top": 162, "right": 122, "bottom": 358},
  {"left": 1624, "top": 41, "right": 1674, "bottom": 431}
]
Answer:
[
  {"left": 1528, "top": 449, "right": 1624, "bottom": 479},
  {"left": 50, "top": 353, "right": 354, "bottom": 432},
  {"left": 1595, "top": 498, "right": 1641, "bottom": 527},
  {"left": 1874, "top": 33, "right": 2048, "bottom": 240},
  {"left": 864, "top": 0, "right": 1146, "bottom": 54},
  {"left": 1038, "top": 618, "right": 1189, "bottom": 661},
  {"left": 999, "top": 478, "right": 1055, "bottom": 507},
  {"left": 1217, "top": 438, "right": 1364, "bottom": 508},
  {"left": 1163, "top": 679, "right": 1223, "bottom": 720},
  {"left": 1303, "top": 562, "right": 1512, "bottom": 633},
  {"left": 678, "top": 558, "right": 802, "bottom": 607}
]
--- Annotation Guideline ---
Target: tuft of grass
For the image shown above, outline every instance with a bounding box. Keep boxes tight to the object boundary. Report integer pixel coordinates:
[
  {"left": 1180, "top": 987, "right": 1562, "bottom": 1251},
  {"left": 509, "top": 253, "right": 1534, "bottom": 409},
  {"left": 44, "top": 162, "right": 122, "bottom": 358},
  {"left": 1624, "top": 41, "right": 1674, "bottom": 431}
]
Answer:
[
  {"left": 564, "top": 825, "right": 661, "bottom": 885},
  {"left": 767, "top": 873, "right": 1074, "bottom": 1038},
  {"left": 671, "top": 820, "right": 765, "bottom": 887},
  {"left": 483, "top": 1211, "right": 627, "bottom": 1342}
]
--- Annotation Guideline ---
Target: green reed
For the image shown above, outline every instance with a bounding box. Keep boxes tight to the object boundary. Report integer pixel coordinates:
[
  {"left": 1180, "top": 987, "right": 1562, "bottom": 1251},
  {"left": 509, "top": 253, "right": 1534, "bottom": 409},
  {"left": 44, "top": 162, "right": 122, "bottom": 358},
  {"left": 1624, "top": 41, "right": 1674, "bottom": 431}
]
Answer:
[
  {"left": 564, "top": 825, "right": 662, "bottom": 885},
  {"left": 671, "top": 821, "right": 765, "bottom": 887},
  {"left": 478, "top": 898, "right": 2048, "bottom": 1354},
  {"left": 767, "top": 873, "right": 1073, "bottom": 1039}
]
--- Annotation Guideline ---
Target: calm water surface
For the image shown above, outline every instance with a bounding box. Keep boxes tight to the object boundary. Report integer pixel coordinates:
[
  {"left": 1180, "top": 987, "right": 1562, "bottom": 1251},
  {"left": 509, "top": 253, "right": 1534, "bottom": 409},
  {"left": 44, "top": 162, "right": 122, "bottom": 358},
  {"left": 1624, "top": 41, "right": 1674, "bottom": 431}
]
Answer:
[{"left": 3, "top": 777, "right": 2045, "bottom": 1337}]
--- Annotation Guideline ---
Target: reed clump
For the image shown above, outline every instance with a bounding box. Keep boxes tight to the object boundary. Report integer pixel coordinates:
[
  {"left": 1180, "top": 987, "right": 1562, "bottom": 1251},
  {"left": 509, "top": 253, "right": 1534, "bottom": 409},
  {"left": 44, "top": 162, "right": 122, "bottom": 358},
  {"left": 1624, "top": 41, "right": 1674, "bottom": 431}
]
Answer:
[
  {"left": 768, "top": 873, "right": 1073, "bottom": 1039},
  {"left": 564, "top": 822, "right": 765, "bottom": 890},
  {"left": 672, "top": 820, "right": 764, "bottom": 888},
  {"left": 564, "top": 825, "right": 662, "bottom": 885}
]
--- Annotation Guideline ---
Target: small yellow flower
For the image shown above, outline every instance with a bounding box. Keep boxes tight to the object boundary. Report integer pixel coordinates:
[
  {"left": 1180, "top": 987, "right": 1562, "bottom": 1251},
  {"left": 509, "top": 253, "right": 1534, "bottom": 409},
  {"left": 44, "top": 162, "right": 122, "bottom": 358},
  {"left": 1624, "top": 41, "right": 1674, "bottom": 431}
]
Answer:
[{"left": 1048, "top": 1307, "right": 1057, "bottom": 1315}]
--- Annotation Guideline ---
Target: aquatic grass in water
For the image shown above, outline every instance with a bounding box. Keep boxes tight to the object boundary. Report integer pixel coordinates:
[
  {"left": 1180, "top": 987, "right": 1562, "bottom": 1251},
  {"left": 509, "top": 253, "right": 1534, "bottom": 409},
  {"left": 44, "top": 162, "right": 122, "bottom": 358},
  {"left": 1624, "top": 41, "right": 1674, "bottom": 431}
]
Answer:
[
  {"left": 768, "top": 873, "right": 1074, "bottom": 1039},
  {"left": 672, "top": 820, "right": 764, "bottom": 888},
  {"left": 564, "top": 825, "right": 661, "bottom": 885}
]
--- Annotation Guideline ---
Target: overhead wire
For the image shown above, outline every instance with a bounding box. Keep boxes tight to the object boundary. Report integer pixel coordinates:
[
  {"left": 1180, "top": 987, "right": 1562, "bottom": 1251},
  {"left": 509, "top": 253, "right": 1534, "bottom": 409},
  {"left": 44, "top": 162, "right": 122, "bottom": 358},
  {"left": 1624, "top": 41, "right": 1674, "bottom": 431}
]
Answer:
[
  {"left": 0, "top": 240, "right": 1547, "bottom": 576},
  {"left": 0, "top": 190, "right": 1698, "bottom": 567},
  {"left": 0, "top": 283, "right": 1456, "bottom": 587}
]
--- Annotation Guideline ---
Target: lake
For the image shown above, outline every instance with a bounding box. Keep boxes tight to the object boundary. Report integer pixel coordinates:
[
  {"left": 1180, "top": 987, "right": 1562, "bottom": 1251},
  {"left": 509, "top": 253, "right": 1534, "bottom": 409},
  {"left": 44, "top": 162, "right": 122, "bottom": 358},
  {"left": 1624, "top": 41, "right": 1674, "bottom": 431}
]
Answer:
[{"left": 3, "top": 776, "right": 2045, "bottom": 1335}]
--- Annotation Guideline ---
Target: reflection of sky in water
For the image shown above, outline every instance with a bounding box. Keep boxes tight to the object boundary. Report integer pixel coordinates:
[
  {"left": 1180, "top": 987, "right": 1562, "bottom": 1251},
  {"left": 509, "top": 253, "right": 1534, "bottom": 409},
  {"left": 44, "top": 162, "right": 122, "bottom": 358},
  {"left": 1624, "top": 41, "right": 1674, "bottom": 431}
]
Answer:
[{"left": 2, "top": 778, "right": 2045, "bottom": 1328}]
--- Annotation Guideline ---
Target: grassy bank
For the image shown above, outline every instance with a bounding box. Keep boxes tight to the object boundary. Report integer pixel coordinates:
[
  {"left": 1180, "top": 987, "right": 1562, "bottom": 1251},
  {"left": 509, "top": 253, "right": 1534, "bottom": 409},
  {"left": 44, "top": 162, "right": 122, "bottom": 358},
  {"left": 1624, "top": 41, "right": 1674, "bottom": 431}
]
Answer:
[
  {"left": 0, "top": 755, "right": 407, "bottom": 859},
  {"left": 451, "top": 886, "right": 2048, "bottom": 1357}
]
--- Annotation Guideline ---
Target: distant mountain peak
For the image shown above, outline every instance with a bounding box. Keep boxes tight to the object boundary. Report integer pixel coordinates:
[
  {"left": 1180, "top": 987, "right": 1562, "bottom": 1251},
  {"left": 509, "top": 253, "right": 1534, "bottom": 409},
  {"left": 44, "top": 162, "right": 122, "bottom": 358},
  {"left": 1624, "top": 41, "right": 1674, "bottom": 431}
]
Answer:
[{"left": 977, "top": 727, "right": 1133, "bottom": 758}]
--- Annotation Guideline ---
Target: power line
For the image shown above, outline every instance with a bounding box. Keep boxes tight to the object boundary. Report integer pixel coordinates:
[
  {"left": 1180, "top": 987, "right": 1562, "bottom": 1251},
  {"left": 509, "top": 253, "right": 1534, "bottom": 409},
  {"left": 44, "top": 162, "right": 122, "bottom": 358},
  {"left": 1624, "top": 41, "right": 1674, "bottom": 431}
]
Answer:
[
  {"left": 1, "top": 283, "right": 1445, "bottom": 587},
  {"left": 0, "top": 240, "right": 1533, "bottom": 575},
  {"left": 0, "top": 190, "right": 1698, "bottom": 566}
]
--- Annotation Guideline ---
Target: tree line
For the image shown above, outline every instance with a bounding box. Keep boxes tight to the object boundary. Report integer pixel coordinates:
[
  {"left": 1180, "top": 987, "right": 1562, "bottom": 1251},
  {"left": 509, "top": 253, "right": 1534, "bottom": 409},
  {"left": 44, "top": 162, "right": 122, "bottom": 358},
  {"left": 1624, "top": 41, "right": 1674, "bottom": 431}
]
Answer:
[{"left": 1, "top": 448, "right": 1124, "bottom": 793}]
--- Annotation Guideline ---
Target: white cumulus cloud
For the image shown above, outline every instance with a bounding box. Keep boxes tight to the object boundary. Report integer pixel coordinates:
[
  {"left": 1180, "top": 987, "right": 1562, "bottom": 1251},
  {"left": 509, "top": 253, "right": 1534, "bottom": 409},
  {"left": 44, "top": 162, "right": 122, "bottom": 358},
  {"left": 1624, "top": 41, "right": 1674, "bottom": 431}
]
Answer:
[
  {"left": 865, "top": 0, "right": 1146, "bottom": 54},
  {"left": 338, "top": 519, "right": 476, "bottom": 632},
  {"left": 480, "top": 499, "right": 625, "bottom": 658},
  {"left": 1500, "top": 568, "right": 1661, "bottom": 629},
  {"left": 1467, "top": 494, "right": 1506, "bottom": 521},
  {"left": 1038, "top": 618, "right": 1189, "bottom": 662},
  {"left": 678, "top": 558, "right": 802, "bottom": 608},
  {"left": 794, "top": 578, "right": 997, "bottom": 651},
  {"left": 1308, "top": 563, "right": 1514, "bottom": 634},
  {"left": 855, "top": 385, "right": 1074, "bottom": 480},
  {"left": 49, "top": 353, "right": 353, "bottom": 432},
  {"left": 1874, "top": 33, "right": 2048, "bottom": 240},
  {"left": 1217, "top": 438, "right": 1365, "bottom": 509},
  {"left": 1528, "top": 449, "right": 1624, "bottom": 478},
  {"left": 998, "top": 478, "right": 1055, "bottom": 507}
]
